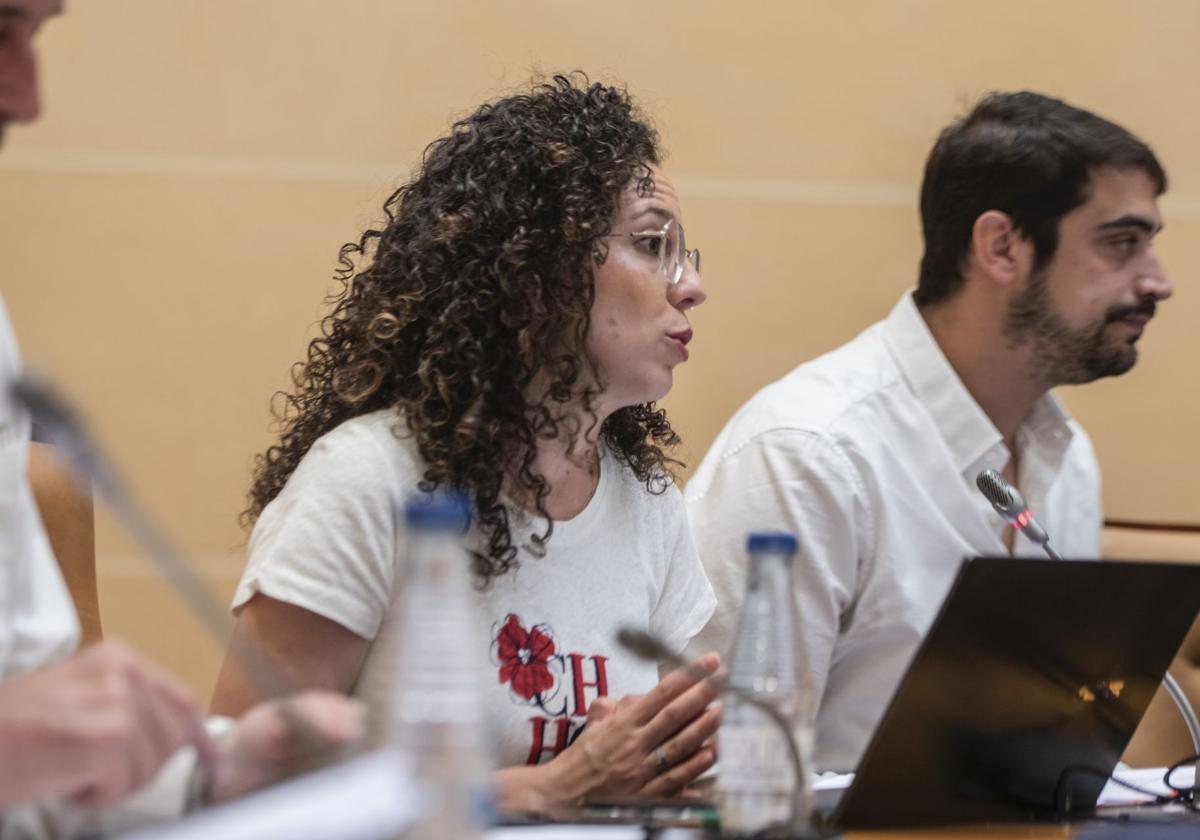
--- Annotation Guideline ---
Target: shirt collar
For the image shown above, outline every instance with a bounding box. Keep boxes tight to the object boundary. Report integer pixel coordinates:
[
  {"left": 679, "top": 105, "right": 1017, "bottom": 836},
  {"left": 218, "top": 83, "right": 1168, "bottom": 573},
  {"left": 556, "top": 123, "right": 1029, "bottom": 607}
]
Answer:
[{"left": 881, "top": 290, "right": 1075, "bottom": 479}]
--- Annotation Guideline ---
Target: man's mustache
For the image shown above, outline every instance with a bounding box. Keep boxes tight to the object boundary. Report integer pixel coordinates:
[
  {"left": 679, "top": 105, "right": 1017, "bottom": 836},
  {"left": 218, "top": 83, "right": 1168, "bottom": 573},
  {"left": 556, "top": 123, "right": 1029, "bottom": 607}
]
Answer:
[{"left": 1106, "top": 299, "right": 1157, "bottom": 322}]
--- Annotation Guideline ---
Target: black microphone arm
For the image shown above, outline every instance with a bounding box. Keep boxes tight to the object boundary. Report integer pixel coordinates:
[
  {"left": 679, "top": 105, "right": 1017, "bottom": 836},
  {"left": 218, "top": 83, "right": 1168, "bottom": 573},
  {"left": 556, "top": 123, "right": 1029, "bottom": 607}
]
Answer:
[
  {"left": 12, "top": 372, "right": 325, "bottom": 757},
  {"left": 616, "top": 627, "right": 818, "bottom": 839}
]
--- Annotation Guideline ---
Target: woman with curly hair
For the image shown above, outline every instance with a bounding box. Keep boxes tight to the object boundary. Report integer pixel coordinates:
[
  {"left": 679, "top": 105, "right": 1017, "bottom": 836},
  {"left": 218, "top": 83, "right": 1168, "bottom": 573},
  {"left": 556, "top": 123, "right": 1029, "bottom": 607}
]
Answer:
[{"left": 211, "top": 74, "right": 717, "bottom": 811}]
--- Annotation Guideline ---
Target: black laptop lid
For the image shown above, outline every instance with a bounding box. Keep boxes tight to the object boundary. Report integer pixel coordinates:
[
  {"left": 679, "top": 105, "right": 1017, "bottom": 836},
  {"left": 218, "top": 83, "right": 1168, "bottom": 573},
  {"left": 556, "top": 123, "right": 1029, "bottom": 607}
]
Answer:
[{"left": 833, "top": 556, "right": 1200, "bottom": 829}]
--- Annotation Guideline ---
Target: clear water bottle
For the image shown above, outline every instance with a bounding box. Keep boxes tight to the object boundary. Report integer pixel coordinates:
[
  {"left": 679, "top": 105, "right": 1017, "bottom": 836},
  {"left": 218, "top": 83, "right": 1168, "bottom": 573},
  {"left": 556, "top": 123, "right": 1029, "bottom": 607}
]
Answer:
[
  {"left": 717, "top": 531, "right": 813, "bottom": 836},
  {"left": 377, "top": 491, "right": 492, "bottom": 839}
]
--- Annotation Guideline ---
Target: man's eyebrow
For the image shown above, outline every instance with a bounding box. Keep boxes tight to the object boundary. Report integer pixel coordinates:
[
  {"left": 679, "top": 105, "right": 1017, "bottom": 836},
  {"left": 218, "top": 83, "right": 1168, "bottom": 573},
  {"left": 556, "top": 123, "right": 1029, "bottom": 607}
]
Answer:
[{"left": 1096, "top": 215, "right": 1162, "bottom": 235}]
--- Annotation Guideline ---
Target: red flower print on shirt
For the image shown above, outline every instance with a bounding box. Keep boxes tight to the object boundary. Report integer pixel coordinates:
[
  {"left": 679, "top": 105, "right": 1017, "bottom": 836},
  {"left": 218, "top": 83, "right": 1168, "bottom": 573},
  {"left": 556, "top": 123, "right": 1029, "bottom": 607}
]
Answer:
[{"left": 494, "top": 614, "right": 558, "bottom": 701}]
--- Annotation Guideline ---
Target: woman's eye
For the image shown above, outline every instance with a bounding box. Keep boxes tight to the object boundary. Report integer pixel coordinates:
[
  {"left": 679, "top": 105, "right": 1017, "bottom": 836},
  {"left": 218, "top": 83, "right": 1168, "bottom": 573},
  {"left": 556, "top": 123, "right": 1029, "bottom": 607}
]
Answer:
[{"left": 637, "top": 236, "right": 663, "bottom": 256}]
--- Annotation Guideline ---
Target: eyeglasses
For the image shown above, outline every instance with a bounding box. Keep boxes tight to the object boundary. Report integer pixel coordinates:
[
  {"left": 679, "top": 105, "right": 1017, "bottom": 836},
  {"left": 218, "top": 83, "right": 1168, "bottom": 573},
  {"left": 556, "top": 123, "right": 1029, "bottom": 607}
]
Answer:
[{"left": 608, "top": 219, "right": 701, "bottom": 285}]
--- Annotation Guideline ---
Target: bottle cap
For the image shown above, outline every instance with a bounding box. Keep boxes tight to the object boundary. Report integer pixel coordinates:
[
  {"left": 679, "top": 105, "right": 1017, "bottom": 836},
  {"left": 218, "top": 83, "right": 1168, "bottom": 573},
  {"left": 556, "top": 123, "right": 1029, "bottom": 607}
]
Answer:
[
  {"left": 746, "top": 531, "right": 798, "bottom": 554},
  {"left": 405, "top": 489, "right": 471, "bottom": 532}
]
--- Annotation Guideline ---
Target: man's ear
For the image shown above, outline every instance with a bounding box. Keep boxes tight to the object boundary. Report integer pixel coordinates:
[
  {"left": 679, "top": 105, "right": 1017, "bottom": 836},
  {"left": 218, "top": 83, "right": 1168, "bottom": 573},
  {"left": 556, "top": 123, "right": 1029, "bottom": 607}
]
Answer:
[{"left": 969, "top": 211, "right": 1029, "bottom": 288}]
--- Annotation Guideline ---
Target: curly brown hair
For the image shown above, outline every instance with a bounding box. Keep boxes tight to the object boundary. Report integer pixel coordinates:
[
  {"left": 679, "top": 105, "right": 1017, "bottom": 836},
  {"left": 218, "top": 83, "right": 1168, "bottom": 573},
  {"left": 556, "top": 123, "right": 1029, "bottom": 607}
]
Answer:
[{"left": 245, "top": 73, "right": 682, "bottom": 583}]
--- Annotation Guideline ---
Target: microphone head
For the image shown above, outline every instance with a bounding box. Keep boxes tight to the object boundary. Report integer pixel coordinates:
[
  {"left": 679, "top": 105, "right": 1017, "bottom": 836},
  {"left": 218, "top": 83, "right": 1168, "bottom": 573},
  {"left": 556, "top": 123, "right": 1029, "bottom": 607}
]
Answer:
[
  {"left": 975, "top": 468, "right": 1052, "bottom": 549},
  {"left": 10, "top": 373, "right": 110, "bottom": 500},
  {"left": 976, "top": 468, "right": 1028, "bottom": 517},
  {"left": 976, "top": 468, "right": 1012, "bottom": 507},
  {"left": 616, "top": 627, "right": 672, "bottom": 663},
  {"left": 10, "top": 372, "right": 83, "bottom": 442}
]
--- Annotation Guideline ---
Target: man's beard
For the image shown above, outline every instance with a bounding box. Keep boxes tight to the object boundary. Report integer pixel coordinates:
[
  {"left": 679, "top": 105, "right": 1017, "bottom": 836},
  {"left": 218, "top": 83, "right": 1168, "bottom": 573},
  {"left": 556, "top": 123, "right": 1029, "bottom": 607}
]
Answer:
[{"left": 1004, "top": 269, "right": 1154, "bottom": 386}]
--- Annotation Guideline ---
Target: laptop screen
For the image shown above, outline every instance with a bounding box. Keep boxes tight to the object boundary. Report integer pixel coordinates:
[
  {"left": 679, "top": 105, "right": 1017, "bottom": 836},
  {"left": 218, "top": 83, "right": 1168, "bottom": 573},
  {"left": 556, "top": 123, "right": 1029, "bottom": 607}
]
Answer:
[{"left": 832, "top": 556, "right": 1200, "bottom": 829}]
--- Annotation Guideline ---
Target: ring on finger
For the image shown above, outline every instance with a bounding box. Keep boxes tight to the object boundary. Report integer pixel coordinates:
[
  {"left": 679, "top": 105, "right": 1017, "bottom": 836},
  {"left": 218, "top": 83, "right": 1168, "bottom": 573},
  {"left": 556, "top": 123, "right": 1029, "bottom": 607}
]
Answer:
[{"left": 655, "top": 744, "right": 670, "bottom": 772}]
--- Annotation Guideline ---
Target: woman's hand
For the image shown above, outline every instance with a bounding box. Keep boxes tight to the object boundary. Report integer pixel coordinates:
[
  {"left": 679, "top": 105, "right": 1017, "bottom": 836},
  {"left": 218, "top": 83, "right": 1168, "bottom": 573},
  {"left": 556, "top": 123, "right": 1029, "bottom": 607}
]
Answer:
[{"left": 497, "top": 652, "right": 721, "bottom": 812}]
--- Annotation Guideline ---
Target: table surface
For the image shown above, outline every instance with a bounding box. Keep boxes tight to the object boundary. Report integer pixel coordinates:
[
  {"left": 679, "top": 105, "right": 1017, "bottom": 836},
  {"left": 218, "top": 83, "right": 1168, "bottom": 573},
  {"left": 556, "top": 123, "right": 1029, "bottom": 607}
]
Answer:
[
  {"left": 846, "top": 826, "right": 1071, "bottom": 839},
  {"left": 843, "top": 813, "right": 1198, "bottom": 838}
]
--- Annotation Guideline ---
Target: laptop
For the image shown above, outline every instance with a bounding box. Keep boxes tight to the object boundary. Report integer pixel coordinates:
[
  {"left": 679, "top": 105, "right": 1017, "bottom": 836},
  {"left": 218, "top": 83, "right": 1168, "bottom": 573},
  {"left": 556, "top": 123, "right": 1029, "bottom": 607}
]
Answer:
[{"left": 827, "top": 556, "right": 1200, "bottom": 829}]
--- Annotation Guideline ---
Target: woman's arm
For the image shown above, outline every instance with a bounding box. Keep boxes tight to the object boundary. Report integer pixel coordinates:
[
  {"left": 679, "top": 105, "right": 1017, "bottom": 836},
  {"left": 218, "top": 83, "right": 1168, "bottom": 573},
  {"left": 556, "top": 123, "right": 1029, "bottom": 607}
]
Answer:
[{"left": 211, "top": 594, "right": 370, "bottom": 716}]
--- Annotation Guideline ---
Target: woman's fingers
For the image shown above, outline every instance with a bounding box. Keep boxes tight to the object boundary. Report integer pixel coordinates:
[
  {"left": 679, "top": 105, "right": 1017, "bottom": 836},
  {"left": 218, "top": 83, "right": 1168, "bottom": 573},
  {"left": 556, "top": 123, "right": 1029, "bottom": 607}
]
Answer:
[
  {"left": 650, "top": 704, "right": 720, "bottom": 771},
  {"left": 639, "top": 743, "right": 717, "bottom": 798},
  {"left": 630, "top": 653, "right": 719, "bottom": 726},
  {"left": 641, "top": 669, "right": 722, "bottom": 747},
  {"left": 566, "top": 656, "right": 722, "bottom": 801},
  {"left": 585, "top": 695, "right": 619, "bottom": 723}
]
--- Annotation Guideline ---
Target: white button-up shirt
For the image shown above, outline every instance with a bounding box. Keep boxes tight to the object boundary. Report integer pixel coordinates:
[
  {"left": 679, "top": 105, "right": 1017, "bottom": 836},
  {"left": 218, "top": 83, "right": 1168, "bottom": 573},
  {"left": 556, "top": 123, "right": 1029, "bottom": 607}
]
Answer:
[
  {"left": 686, "top": 292, "right": 1102, "bottom": 773},
  {"left": 0, "top": 294, "right": 79, "bottom": 680}
]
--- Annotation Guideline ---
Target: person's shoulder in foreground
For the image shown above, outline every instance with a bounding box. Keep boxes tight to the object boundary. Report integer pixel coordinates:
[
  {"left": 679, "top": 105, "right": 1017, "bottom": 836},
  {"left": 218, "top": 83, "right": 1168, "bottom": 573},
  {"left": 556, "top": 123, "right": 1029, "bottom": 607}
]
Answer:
[{"left": 0, "top": 2, "right": 364, "bottom": 834}]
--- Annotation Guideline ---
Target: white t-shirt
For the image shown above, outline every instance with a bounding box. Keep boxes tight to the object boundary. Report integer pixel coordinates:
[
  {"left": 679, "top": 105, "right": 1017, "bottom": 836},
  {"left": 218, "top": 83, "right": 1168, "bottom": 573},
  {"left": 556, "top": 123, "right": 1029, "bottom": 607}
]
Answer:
[
  {"left": 686, "top": 292, "right": 1102, "bottom": 773},
  {"left": 233, "top": 409, "right": 716, "bottom": 768}
]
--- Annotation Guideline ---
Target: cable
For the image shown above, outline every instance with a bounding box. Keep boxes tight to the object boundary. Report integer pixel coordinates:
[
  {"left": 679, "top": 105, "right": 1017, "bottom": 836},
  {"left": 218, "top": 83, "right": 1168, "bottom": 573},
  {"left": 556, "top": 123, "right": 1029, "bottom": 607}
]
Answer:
[
  {"left": 1164, "top": 752, "right": 1200, "bottom": 805},
  {"left": 1164, "top": 673, "right": 1200, "bottom": 756},
  {"left": 1053, "top": 764, "right": 1178, "bottom": 821}
]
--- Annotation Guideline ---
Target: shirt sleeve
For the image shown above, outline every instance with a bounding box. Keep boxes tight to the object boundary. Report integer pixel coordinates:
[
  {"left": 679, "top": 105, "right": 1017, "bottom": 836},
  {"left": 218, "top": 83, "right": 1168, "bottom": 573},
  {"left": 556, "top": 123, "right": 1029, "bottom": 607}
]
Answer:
[
  {"left": 648, "top": 486, "right": 717, "bottom": 656},
  {"left": 685, "top": 428, "right": 873, "bottom": 726},
  {"left": 2, "top": 457, "right": 81, "bottom": 678},
  {"left": 231, "top": 422, "right": 406, "bottom": 640},
  {"left": 0, "top": 293, "right": 81, "bottom": 680}
]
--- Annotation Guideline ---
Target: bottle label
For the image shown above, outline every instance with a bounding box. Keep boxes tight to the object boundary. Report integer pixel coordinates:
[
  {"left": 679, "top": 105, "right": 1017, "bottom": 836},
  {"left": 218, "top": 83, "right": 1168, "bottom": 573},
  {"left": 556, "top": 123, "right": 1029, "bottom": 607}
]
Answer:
[{"left": 719, "top": 718, "right": 795, "bottom": 792}]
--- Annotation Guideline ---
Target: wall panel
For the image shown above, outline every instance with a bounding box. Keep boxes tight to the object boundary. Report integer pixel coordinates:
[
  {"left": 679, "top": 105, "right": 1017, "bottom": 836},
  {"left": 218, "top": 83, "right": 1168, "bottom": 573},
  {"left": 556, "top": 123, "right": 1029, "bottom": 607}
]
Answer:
[{"left": 2, "top": 0, "right": 1197, "bottom": 695}]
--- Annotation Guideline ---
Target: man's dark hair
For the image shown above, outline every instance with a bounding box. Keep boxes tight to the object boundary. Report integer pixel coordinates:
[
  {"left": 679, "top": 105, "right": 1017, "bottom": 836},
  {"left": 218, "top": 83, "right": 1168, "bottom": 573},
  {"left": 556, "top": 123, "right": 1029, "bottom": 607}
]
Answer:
[{"left": 915, "top": 91, "right": 1166, "bottom": 306}]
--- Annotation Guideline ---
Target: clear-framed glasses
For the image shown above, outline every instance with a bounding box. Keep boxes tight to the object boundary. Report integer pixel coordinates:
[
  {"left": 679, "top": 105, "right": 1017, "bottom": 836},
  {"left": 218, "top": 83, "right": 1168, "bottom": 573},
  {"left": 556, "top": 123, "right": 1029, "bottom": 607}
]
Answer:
[{"left": 609, "top": 218, "right": 701, "bottom": 285}]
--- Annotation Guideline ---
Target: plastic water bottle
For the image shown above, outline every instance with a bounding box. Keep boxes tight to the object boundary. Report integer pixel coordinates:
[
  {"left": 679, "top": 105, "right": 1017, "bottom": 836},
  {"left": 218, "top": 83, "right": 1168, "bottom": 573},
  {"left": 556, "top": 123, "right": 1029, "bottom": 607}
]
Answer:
[
  {"left": 374, "top": 491, "right": 491, "bottom": 839},
  {"left": 717, "top": 531, "right": 813, "bottom": 835}
]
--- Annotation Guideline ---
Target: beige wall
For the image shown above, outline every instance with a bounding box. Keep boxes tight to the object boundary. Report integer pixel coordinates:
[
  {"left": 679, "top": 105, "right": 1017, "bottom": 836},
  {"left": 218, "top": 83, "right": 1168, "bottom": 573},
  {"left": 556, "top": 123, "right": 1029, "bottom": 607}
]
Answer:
[{"left": 3, "top": 0, "right": 1199, "bottom": 695}]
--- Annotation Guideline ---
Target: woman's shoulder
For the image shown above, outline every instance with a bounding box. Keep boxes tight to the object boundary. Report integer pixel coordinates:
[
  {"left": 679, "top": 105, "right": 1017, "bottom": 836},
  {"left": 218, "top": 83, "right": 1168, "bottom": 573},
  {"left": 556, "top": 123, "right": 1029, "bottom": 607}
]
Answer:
[
  {"left": 254, "top": 409, "right": 425, "bottom": 546},
  {"left": 291, "top": 408, "right": 423, "bottom": 487},
  {"left": 314, "top": 408, "right": 415, "bottom": 456}
]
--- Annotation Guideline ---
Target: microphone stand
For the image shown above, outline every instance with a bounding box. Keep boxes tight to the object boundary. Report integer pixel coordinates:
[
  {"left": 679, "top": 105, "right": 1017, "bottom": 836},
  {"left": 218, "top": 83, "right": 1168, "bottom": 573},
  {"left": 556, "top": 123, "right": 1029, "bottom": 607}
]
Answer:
[
  {"left": 616, "top": 628, "right": 827, "bottom": 839},
  {"left": 12, "top": 373, "right": 327, "bottom": 762}
]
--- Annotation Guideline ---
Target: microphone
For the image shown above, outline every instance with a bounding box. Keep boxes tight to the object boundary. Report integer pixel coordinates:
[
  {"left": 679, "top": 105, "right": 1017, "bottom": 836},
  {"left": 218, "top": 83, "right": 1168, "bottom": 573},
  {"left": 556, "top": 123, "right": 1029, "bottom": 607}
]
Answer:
[
  {"left": 616, "top": 628, "right": 818, "bottom": 839},
  {"left": 11, "top": 372, "right": 327, "bottom": 760},
  {"left": 975, "top": 468, "right": 1063, "bottom": 561}
]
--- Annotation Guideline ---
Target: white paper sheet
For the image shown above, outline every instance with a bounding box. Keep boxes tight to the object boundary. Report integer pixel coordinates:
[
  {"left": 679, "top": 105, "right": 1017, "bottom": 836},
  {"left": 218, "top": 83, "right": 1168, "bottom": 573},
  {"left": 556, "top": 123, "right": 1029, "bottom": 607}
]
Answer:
[
  {"left": 1098, "top": 765, "right": 1196, "bottom": 807},
  {"left": 118, "top": 749, "right": 420, "bottom": 840}
]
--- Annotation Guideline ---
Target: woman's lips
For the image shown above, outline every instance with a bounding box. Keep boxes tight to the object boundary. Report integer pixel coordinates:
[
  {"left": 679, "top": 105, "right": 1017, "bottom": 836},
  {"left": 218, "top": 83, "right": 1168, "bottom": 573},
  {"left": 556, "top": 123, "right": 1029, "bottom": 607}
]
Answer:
[{"left": 667, "top": 328, "right": 693, "bottom": 361}]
